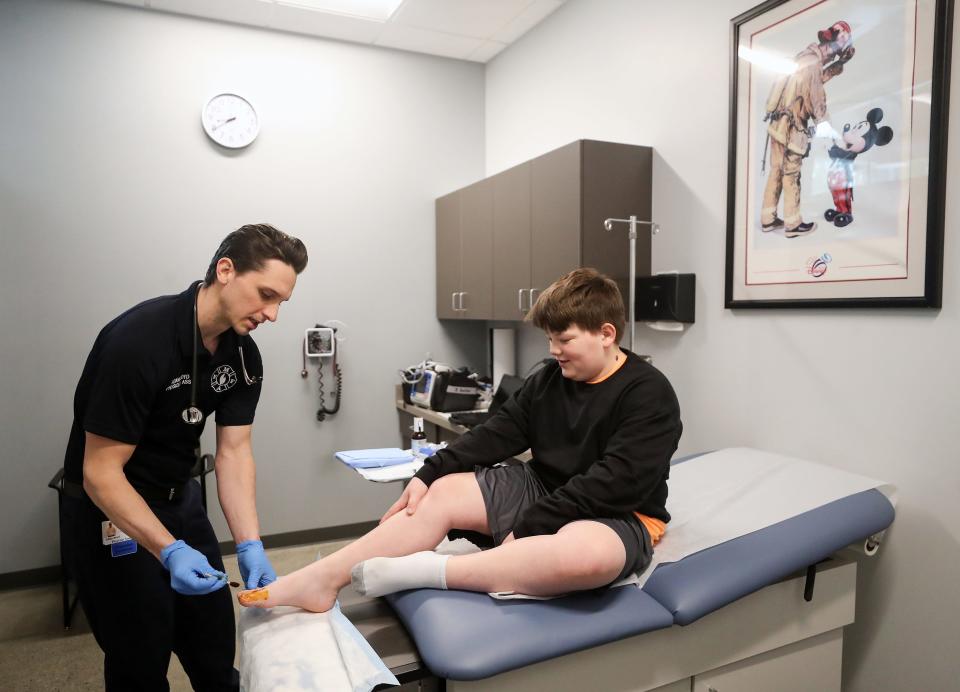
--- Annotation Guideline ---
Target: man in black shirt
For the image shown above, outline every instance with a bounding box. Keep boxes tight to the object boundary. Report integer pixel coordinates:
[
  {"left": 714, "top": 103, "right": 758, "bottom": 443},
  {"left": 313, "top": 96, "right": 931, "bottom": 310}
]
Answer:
[
  {"left": 238, "top": 268, "right": 681, "bottom": 612},
  {"left": 62, "top": 224, "right": 307, "bottom": 690}
]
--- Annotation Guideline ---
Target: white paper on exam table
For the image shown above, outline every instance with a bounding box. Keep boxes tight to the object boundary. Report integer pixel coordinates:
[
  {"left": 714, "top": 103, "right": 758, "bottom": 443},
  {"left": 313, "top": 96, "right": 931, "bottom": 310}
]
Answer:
[{"left": 238, "top": 600, "right": 399, "bottom": 692}]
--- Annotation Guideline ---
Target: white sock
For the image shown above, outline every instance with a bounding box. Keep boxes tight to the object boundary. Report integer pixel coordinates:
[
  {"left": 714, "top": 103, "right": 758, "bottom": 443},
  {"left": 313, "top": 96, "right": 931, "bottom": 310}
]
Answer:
[{"left": 351, "top": 551, "right": 450, "bottom": 597}]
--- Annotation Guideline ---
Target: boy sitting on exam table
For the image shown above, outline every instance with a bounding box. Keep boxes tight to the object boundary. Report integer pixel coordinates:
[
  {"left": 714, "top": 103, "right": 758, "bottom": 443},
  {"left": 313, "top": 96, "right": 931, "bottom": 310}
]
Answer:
[{"left": 239, "top": 268, "right": 682, "bottom": 612}]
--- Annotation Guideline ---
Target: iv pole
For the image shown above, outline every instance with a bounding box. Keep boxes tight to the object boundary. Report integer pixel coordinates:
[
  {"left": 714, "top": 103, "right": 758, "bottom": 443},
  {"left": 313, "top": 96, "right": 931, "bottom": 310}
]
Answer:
[{"left": 603, "top": 216, "right": 660, "bottom": 352}]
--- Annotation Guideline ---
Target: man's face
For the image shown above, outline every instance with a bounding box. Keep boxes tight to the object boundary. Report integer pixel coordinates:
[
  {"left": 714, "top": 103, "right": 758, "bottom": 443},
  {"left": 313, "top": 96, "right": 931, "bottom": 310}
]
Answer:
[
  {"left": 546, "top": 324, "right": 611, "bottom": 382},
  {"left": 218, "top": 258, "right": 297, "bottom": 335}
]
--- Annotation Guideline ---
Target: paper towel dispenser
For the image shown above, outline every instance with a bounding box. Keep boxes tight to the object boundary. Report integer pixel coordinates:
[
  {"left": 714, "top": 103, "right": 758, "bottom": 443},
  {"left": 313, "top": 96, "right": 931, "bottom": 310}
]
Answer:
[{"left": 635, "top": 273, "right": 695, "bottom": 323}]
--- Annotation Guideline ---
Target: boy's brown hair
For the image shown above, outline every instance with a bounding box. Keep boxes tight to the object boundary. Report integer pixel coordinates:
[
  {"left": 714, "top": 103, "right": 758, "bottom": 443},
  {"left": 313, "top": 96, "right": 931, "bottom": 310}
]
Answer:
[{"left": 525, "top": 268, "right": 626, "bottom": 343}]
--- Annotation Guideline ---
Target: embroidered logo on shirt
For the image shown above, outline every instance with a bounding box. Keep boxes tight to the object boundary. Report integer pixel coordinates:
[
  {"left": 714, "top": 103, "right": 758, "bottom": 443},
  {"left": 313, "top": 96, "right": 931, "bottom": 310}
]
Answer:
[
  {"left": 166, "top": 374, "right": 192, "bottom": 391},
  {"left": 211, "top": 365, "right": 238, "bottom": 393}
]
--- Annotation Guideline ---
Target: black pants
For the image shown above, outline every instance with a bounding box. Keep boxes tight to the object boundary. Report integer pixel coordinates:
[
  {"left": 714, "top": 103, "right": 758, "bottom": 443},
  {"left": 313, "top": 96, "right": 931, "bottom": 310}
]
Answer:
[{"left": 64, "top": 480, "right": 238, "bottom": 692}]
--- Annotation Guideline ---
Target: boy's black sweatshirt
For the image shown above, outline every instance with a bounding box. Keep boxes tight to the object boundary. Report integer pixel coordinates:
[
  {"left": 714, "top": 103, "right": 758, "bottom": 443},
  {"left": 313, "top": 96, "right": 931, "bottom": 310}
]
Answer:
[{"left": 414, "top": 350, "right": 682, "bottom": 538}]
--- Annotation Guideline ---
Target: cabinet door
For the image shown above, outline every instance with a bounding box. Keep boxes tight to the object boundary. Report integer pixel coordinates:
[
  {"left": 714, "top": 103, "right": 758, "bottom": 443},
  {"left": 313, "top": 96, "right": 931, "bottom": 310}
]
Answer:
[
  {"left": 531, "top": 142, "right": 581, "bottom": 299},
  {"left": 581, "top": 140, "right": 653, "bottom": 294},
  {"left": 458, "top": 178, "right": 494, "bottom": 319},
  {"left": 492, "top": 163, "right": 532, "bottom": 320},
  {"left": 693, "top": 629, "right": 842, "bottom": 692},
  {"left": 436, "top": 191, "right": 461, "bottom": 319}
]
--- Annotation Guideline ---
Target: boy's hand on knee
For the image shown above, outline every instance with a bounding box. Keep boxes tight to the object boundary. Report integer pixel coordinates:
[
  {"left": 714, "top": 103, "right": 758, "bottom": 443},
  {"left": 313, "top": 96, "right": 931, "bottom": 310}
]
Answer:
[{"left": 381, "top": 478, "right": 428, "bottom": 523}]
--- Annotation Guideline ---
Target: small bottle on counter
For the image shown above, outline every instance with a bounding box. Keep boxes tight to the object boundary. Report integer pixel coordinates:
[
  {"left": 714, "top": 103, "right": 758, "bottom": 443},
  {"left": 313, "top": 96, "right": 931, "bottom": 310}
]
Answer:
[{"left": 411, "top": 417, "right": 427, "bottom": 456}]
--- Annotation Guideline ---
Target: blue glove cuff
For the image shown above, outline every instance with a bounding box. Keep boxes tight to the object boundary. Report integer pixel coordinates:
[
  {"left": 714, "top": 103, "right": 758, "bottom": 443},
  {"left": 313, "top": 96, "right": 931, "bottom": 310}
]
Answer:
[
  {"left": 236, "top": 539, "right": 264, "bottom": 553},
  {"left": 160, "top": 539, "right": 186, "bottom": 569}
]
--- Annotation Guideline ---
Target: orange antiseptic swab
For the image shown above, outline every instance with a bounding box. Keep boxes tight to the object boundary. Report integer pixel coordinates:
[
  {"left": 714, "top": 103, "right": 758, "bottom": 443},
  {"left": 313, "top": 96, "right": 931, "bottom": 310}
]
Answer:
[{"left": 239, "top": 589, "right": 270, "bottom": 605}]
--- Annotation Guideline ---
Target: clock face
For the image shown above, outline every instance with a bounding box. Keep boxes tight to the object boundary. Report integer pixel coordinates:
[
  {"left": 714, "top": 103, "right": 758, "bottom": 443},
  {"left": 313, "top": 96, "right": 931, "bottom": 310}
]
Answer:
[{"left": 201, "top": 93, "right": 259, "bottom": 149}]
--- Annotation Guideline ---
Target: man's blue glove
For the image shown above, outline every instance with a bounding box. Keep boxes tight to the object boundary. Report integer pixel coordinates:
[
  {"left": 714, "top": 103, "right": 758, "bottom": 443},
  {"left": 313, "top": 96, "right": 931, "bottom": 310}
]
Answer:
[
  {"left": 236, "top": 539, "right": 277, "bottom": 590},
  {"left": 160, "top": 540, "right": 228, "bottom": 596}
]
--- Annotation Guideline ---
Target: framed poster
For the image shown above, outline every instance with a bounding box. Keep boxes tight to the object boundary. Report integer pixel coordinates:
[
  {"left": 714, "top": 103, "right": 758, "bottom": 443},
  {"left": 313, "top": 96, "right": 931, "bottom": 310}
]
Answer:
[{"left": 726, "top": 0, "right": 952, "bottom": 308}]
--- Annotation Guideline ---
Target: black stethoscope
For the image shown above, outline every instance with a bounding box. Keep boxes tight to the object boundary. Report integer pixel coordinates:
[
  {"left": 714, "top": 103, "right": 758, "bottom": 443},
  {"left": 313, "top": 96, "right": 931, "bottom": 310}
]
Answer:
[{"left": 182, "top": 287, "right": 262, "bottom": 425}]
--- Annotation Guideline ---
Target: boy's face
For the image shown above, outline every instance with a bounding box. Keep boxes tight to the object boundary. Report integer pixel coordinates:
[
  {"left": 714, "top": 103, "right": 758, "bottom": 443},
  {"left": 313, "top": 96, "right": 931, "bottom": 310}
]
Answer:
[{"left": 546, "top": 324, "right": 615, "bottom": 381}]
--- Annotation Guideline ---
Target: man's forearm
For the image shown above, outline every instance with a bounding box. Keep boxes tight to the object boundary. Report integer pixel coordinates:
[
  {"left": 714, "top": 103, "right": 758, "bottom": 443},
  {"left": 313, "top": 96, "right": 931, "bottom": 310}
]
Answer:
[
  {"left": 83, "top": 469, "right": 176, "bottom": 560},
  {"left": 216, "top": 452, "right": 261, "bottom": 543}
]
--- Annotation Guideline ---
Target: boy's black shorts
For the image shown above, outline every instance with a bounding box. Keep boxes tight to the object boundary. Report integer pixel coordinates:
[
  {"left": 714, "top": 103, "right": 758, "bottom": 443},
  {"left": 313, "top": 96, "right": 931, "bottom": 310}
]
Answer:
[{"left": 474, "top": 462, "right": 653, "bottom": 584}]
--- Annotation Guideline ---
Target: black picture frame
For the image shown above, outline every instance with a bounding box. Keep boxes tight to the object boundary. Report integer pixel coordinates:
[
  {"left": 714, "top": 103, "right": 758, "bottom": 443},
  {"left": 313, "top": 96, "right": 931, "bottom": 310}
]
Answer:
[{"left": 725, "top": 0, "right": 952, "bottom": 308}]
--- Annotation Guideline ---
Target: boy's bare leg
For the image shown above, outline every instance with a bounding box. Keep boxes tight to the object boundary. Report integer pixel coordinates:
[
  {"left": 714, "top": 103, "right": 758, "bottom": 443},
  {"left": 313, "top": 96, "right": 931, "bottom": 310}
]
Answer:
[
  {"left": 441, "top": 520, "right": 626, "bottom": 595},
  {"left": 356, "top": 520, "right": 626, "bottom": 598},
  {"left": 238, "top": 473, "right": 488, "bottom": 612}
]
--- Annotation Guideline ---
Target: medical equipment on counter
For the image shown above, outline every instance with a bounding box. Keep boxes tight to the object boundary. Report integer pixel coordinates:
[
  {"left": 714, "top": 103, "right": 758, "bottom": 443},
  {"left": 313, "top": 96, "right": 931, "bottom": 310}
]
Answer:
[
  {"left": 448, "top": 374, "right": 524, "bottom": 428},
  {"left": 399, "top": 359, "right": 480, "bottom": 412},
  {"left": 302, "top": 322, "right": 345, "bottom": 422}
]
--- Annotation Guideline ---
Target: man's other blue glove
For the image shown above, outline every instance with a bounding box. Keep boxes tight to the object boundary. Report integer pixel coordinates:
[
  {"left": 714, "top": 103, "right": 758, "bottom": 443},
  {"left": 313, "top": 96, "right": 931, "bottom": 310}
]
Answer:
[
  {"left": 236, "top": 539, "right": 277, "bottom": 590},
  {"left": 160, "top": 540, "right": 227, "bottom": 596}
]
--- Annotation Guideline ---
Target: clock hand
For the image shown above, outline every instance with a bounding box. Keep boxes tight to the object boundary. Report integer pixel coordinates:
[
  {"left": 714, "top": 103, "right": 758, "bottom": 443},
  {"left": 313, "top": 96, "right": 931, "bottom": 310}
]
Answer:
[{"left": 212, "top": 116, "right": 237, "bottom": 131}]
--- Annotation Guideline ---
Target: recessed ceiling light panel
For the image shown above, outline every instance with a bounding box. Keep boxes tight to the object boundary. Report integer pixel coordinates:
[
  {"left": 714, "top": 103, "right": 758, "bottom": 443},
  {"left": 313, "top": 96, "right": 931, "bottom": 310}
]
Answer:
[{"left": 274, "top": 0, "right": 405, "bottom": 22}]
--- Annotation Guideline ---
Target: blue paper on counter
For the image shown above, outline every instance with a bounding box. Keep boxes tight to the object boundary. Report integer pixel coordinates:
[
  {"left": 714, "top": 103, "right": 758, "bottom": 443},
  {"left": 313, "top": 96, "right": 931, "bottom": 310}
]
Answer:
[{"left": 335, "top": 448, "right": 415, "bottom": 468}]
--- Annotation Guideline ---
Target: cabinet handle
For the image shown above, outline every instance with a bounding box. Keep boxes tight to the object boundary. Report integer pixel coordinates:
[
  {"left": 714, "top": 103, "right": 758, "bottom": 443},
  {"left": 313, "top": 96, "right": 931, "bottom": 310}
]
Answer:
[
  {"left": 529, "top": 288, "right": 539, "bottom": 307},
  {"left": 459, "top": 292, "right": 467, "bottom": 311},
  {"left": 518, "top": 288, "right": 528, "bottom": 312},
  {"left": 451, "top": 292, "right": 458, "bottom": 311}
]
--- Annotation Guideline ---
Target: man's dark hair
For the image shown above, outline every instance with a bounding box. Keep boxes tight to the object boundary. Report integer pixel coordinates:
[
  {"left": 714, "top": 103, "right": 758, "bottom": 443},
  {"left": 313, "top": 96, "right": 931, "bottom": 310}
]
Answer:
[
  {"left": 525, "top": 268, "right": 626, "bottom": 343},
  {"left": 203, "top": 224, "right": 308, "bottom": 286}
]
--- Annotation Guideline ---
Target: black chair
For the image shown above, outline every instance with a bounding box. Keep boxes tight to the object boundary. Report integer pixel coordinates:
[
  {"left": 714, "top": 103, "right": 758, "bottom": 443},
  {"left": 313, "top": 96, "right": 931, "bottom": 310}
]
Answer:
[
  {"left": 48, "top": 448, "right": 216, "bottom": 629},
  {"left": 47, "top": 468, "right": 82, "bottom": 630},
  {"left": 191, "top": 449, "right": 215, "bottom": 513}
]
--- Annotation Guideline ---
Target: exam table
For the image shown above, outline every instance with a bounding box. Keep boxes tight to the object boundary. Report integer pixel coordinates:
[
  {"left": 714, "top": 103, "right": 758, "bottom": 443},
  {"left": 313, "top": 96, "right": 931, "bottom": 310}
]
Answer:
[
  {"left": 244, "top": 448, "right": 895, "bottom": 691},
  {"left": 384, "top": 449, "right": 895, "bottom": 691}
]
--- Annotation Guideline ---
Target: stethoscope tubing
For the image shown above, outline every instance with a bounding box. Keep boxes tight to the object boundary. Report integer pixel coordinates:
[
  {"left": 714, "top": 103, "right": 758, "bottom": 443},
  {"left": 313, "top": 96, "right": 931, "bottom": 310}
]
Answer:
[{"left": 182, "top": 285, "right": 262, "bottom": 425}]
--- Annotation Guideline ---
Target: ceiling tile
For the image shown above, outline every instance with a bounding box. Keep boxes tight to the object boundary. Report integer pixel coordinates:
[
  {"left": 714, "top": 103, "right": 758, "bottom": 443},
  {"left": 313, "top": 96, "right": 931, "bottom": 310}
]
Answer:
[
  {"left": 465, "top": 40, "right": 507, "bottom": 63},
  {"left": 269, "top": 2, "right": 384, "bottom": 42},
  {"left": 150, "top": 0, "right": 275, "bottom": 26},
  {"left": 98, "top": 0, "right": 565, "bottom": 63},
  {"left": 492, "top": 0, "right": 562, "bottom": 44},
  {"left": 375, "top": 22, "right": 484, "bottom": 60},
  {"left": 391, "top": 0, "right": 531, "bottom": 40}
]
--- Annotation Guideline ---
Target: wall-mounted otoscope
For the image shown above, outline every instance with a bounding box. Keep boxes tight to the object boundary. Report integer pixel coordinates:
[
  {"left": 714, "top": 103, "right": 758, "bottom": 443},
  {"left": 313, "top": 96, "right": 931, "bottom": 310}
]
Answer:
[{"left": 301, "top": 322, "right": 345, "bottom": 422}]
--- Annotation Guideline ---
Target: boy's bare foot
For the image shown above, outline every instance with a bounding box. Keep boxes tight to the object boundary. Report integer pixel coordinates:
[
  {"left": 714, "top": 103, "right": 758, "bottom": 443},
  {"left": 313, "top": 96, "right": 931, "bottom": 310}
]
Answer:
[{"left": 237, "top": 563, "right": 339, "bottom": 613}]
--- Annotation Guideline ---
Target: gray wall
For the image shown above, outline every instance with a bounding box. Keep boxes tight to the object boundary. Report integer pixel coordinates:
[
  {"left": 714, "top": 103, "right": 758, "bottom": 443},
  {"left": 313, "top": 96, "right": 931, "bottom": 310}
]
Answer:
[
  {"left": 0, "top": 0, "right": 486, "bottom": 575},
  {"left": 485, "top": 1, "right": 959, "bottom": 690}
]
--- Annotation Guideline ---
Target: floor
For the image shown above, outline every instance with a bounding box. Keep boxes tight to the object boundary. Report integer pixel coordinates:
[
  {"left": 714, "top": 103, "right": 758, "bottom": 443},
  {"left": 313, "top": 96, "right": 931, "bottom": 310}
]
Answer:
[{"left": 0, "top": 539, "right": 424, "bottom": 691}]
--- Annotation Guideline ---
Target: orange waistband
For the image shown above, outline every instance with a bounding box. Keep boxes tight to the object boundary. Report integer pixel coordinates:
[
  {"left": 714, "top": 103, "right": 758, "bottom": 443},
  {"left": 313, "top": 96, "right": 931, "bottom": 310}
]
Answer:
[{"left": 634, "top": 513, "right": 666, "bottom": 546}]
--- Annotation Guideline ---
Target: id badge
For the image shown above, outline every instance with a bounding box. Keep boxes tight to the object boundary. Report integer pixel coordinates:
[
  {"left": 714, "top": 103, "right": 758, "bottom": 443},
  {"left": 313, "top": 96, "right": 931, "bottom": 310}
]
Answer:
[{"left": 102, "top": 521, "right": 138, "bottom": 557}]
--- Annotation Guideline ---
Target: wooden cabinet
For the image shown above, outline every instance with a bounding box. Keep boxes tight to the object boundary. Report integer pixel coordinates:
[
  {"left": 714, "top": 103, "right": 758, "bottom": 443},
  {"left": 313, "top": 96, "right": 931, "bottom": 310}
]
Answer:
[
  {"left": 491, "top": 163, "right": 531, "bottom": 319},
  {"left": 435, "top": 179, "right": 494, "bottom": 319},
  {"left": 437, "top": 140, "right": 652, "bottom": 321},
  {"left": 436, "top": 190, "right": 461, "bottom": 319}
]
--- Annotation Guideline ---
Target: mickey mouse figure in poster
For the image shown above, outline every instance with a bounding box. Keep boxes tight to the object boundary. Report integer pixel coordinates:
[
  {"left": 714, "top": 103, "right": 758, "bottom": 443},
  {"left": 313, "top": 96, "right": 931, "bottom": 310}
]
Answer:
[{"left": 824, "top": 108, "right": 894, "bottom": 228}]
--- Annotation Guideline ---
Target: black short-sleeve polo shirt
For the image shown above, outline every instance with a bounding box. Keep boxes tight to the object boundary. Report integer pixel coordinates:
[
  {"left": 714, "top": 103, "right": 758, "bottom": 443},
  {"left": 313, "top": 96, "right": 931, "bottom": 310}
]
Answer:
[{"left": 63, "top": 282, "right": 263, "bottom": 490}]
